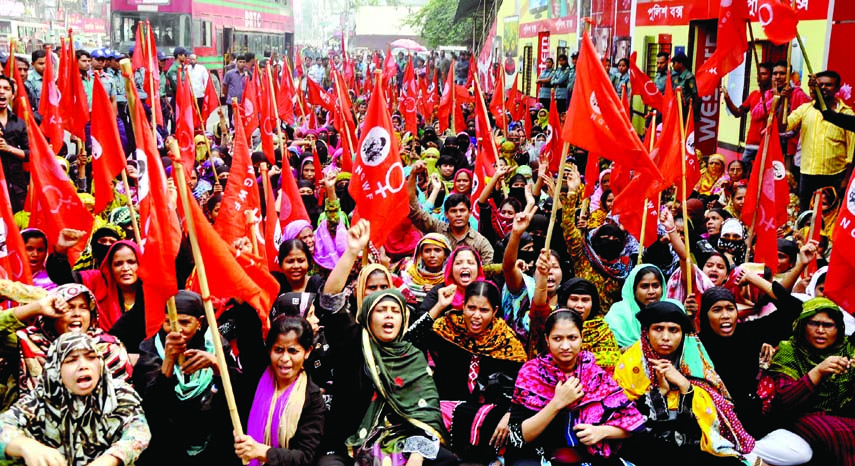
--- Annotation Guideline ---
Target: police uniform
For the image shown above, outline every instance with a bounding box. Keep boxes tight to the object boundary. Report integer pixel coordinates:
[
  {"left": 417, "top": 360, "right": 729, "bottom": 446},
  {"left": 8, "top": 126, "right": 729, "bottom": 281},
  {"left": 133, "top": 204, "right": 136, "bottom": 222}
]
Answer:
[{"left": 673, "top": 69, "right": 698, "bottom": 109}]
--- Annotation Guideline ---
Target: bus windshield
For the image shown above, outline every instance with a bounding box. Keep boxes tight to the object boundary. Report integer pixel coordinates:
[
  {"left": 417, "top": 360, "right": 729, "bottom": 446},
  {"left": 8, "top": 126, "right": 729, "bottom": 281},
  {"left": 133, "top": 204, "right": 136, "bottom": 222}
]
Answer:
[{"left": 111, "top": 12, "right": 191, "bottom": 51}]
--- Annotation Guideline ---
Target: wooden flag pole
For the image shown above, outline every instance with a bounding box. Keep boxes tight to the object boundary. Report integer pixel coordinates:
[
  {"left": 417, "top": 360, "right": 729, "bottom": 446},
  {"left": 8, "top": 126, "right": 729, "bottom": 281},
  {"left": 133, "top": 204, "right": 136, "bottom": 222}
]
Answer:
[
  {"left": 120, "top": 57, "right": 180, "bottom": 342},
  {"left": 783, "top": 0, "right": 795, "bottom": 121},
  {"left": 544, "top": 143, "right": 572, "bottom": 251},
  {"left": 795, "top": 32, "right": 827, "bottom": 111},
  {"left": 172, "top": 150, "right": 245, "bottom": 439},
  {"left": 748, "top": 96, "right": 780, "bottom": 243},
  {"left": 264, "top": 64, "right": 289, "bottom": 157},
  {"left": 676, "top": 88, "right": 693, "bottom": 296},
  {"left": 638, "top": 110, "right": 658, "bottom": 264}
]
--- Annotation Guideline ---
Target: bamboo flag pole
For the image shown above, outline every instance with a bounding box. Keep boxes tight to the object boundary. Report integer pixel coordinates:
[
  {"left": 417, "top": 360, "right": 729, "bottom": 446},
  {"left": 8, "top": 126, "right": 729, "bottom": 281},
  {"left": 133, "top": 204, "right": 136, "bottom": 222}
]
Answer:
[
  {"left": 795, "top": 33, "right": 827, "bottom": 111},
  {"left": 638, "top": 110, "right": 658, "bottom": 264},
  {"left": 783, "top": 0, "right": 795, "bottom": 121},
  {"left": 746, "top": 22, "right": 770, "bottom": 114},
  {"left": 748, "top": 97, "right": 780, "bottom": 242},
  {"left": 172, "top": 152, "right": 245, "bottom": 439},
  {"left": 544, "top": 144, "right": 571, "bottom": 250},
  {"left": 802, "top": 189, "right": 822, "bottom": 280},
  {"left": 676, "top": 88, "right": 693, "bottom": 296},
  {"left": 120, "top": 57, "right": 180, "bottom": 341}
]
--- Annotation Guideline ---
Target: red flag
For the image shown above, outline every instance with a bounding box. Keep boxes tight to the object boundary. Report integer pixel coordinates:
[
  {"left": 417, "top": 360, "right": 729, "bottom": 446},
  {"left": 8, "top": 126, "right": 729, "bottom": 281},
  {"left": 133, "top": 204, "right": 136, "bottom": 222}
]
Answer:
[
  {"left": 60, "top": 33, "right": 90, "bottom": 140},
  {"left": 826, "top": 172, "right": 855, "bottom": 311},
  {"left": 39, "top": 45, "right": 64, "bottom": 154},
  {"left": 24, "top": 96, "right": 94, "bottom": 265},
  {"left": 201, "top": 74, "right": 221, "bottom": 122},
  {"left": 401, "top": 57, "right": 418, "bottom": 135},
  {"left": 5, "top": 46, "right": 26, "bottom": 118},
  {"left": 332, "top": 70, "right": 357, "bottom": 173},
  {"left": 307, "top": 77, "right": 335, "bottom": 113},
  {"left": 489, "top": 70, "right": 505, "bottom": 126},
  {"left": 348, "top": 74, "right": 409, "bottom": 247},
  {"left": 683, "top": 107, "right": 702, "bottom": 194},
  {"left": 90, "top": 74, "right": 127, "bottom": 214},
  {"left": 696, "top": 0, "right": 749, "bottom": 97},
  {"left": 242, "top": 67, "right": 260, "bottom": 141},
  {"left": 629, "top": 51, "right": 665, "bottom": 112},
  {"left": 542, "top": 93, "right": 564, "bottom": 175},
  {"left": 470, "top": 76, "right": 499, "bottom": 214},
  {"left": 215, "top": 102, "right": 262, "bottom": 245},
  {"left": 382, "top": 46, "right": 397, "bottom": 85},
  {"left": 294, "top": 52, "right": 304, "bottom": 79},
  {"left": 0, "top": 160, "right": 32, "bottom": 284},
  {"left": 184, "top": 192, "right": 279, "bottom": 333},
  {"left": 278, "top": 60, "right": 297, "bottom": 125},
  {"left": 262, "top": 172, "right": 281, "bottom": 272},
  {"left": 562, "top": 30, "right": 661, "bottom": 181},
  {"left": 758, "top": 0, "right": 798, "bottom": 46},
  {"left": 621, "top": 84, "right": 630, "bottom": 117},
  {"left": 259, "top": 66, "right": 277, "bottom": 165},
  {"left": 140, "top": 21, "right": 163, "bottom": 127},
  {"left": 175, "top": 68, "right": 197, "bottom": 177},
  {"left": 741, "top": 118, "right": 788, "bottom": 267},
  {"left": 128, "top": 83, "right": 181, "bottom": 338},
  {"left": 506, "top": 74, "right": 526, "bottom": 122},
  {"left": 278, "top": 148, "right": 311, "bottom": 227},
  {"left": 437, "top": 60, "right": 455, "bottom": 133}
]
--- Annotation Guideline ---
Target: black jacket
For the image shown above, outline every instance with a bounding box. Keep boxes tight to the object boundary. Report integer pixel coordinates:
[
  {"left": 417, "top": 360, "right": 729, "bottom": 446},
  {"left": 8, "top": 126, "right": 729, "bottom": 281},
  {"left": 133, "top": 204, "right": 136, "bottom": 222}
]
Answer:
[
  {"left": 264, "top": 381, "right": 326, "bottom": 466},
  {"left": 0, "top": 110, "right": 30, "bottom": 205}
]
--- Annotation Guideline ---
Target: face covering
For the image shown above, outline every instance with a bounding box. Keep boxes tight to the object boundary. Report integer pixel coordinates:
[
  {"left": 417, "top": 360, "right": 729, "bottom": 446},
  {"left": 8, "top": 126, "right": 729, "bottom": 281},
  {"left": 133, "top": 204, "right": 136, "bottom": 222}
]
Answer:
[
  {"left": 592, "top": 235, "right": 624, "bottom": 261},
  {"left": 717, "top": 238, "right": 746, "bottom": 257},
  {"left": 301, "top": 194, "right": 319, "bottom": 212}
]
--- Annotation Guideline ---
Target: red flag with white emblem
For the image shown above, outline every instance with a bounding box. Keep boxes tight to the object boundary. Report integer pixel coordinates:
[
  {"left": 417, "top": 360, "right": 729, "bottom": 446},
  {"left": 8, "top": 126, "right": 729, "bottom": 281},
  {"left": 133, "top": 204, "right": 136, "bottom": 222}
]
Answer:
[
  {"left": 826, "top": 172, "right": 855, "bottom": 312},
  {"left": 401, "top": 56, "right": 418, "bottom": 135},
  {"left": 90, "top": 74, "right": 127, "bottom": 214},
  {"left": 242, "top": 67, "right": 260, "bottom": 141},
  {"left": 174, "top": 68, "right": 197, "bottom": 177},
  {"left": 629, "top": 51, "right": 665, "bottom": 112},
  {"left": 307, "top": 77, "right": 335, "bottom": 113},
  {"left": 349, "top": 73, "right": 409, "bottom": 247},
  {"left": 757, "top": 0, "right": 798, "bottom": 46},
  {"left": 259, "top": 66, "right": 277, "bottom": 165}
]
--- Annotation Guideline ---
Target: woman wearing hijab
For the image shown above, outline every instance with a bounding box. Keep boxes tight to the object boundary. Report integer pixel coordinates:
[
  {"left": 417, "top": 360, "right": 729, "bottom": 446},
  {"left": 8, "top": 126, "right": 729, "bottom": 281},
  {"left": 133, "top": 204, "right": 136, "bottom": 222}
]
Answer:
[
  {"left": 0, "top": 333, "right": 150, "bottom": 466},
  {"left": 275, "top": 239, "right": 324, "bottom": 295},
  {"left": 408, "top": 281, "right": 527, "bottom": 463},
  {"left": 21, "top": 229, "right": 56, "bottom": 291},
  {"left": 758, "top": 298, "right": 855, "bottom": 466},
  {"left": 561, "top": 167, "right": 630, "bottom": 310},
  {"left": 615, "top": 301, "right": 758, "bottom": 465},
  {"left": 717, "top": 218, "right": 748, "bottom": 266},
  {"left": 233, "top": 316, "right": 325, "bottom": 466},
  {"left": 17, "top": 284, "right": 133, "bottom": 395},
  {"left": 453, "top": 168, "right": 473, "bottom": 196},
  {"left": 694, "top": 153, "right": 729, "bottom": 202},
  {"left": 317, "top": 288, "right": 452, "bottom": 466},
  {"left": 70, "top": 224, "right": 124, "bottom": 272},
  {"left": 48, "top": 237, "right": 147, "bottom": 353},
  {"left": 507, "top": 310, "right": 644, "bottom": 466},
  {"left": 401, "top": 234, "right": 452, "bottom": 306},
  {"left": 605, "top": 264, "right": 666, "bottom": 349},
  {"left": 588, "top": 168, "right": 612, "bottom": 213},
  {"left": 270, "top": 293, "right": 331, "bottom": 395},
  {"left": 133, "top": 291, "right": 240, "bottom": 466},
  {"left": 587, "top": 189, "right": 614, "bottom": 230}
]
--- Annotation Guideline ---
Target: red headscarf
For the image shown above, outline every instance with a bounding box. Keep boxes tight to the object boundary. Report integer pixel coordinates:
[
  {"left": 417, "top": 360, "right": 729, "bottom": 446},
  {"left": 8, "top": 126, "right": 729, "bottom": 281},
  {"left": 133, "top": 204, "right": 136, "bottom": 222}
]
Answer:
[
  {"left": 443, "top": 245, "right": 485, "bottom": 309},
  {"left": 78, "top": 240, "right": 141, "bottom": 332}
]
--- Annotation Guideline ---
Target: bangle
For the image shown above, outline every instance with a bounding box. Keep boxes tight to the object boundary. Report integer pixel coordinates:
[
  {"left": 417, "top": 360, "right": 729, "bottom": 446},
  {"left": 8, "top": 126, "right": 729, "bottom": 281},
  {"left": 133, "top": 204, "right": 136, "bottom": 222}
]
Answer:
[{"left": 665, "top": 225, "right": 677, "bottom": 234}]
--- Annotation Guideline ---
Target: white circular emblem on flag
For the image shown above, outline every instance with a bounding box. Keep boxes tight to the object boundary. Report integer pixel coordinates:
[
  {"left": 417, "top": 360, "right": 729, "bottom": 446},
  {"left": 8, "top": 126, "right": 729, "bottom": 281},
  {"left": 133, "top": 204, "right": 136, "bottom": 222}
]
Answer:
[
  {"left": 589, "top": 92, "right": 602, "bottom": 115},
  {"left": 685, "top": 131, "right": 695, "bottom": 154},
  {"left": 0, "top": 218, "right": 8, "bottom": 259},
  {"left": 721, "top": 0, "right": 732, "bottom": 7},
  {"left": 360, "top": 126, "right": 391, "bottom": 167},
  {"left": 91, "top": 136, "right": 103, "bottom": 160},
  {"left": 847, "top": 177, "right": 855, "bottom": 215},
  {"left": 771, "top": 161, "right": 786, "bottom": 181}
]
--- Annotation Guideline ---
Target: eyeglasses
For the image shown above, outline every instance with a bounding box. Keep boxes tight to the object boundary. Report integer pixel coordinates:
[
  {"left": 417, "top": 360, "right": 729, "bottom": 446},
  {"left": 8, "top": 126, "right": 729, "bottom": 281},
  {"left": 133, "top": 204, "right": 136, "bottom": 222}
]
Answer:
[{"left": 806, "top": 320, "right": 836, "bottom": 330}]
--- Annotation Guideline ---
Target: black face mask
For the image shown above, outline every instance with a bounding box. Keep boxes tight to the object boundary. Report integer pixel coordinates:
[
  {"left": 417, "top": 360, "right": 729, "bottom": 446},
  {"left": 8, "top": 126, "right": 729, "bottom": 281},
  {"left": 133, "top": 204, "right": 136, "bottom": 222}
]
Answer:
[
  {"left": 518, "top": 247, "right": 538, "bottom": 275},
  {"left": 508, "top": 187, "right": 526, "bottom": 206},
  {"left": 592, "top": 235, "right": 623, "bottom": 261},
  {"left": 92, "top": 242, "right": 112, "bottom": 266},
  {"left": 301, "top": 194, "right": 319, "bottom": 212}
]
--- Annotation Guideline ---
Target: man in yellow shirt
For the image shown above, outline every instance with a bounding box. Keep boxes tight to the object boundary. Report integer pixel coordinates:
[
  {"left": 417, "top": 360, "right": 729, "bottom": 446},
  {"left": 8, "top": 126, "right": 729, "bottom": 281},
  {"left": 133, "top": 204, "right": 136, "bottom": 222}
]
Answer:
[{"left": 787, "top": 70, "right": 855, "bottom": 211}]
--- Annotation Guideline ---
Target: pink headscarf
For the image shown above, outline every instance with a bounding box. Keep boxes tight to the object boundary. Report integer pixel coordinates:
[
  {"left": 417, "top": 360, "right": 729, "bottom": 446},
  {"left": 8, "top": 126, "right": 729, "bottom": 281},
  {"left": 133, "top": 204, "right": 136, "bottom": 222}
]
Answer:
[{"left": 443, "top": 245, "right": 485, "bottom": 309}]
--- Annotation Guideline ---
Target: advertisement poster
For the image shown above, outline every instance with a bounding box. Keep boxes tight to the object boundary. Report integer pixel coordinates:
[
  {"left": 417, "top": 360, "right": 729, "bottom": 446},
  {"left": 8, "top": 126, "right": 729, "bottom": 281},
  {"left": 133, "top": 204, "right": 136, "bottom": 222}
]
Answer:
[{"left": 503, "top": 16, "right": 519, "bottom": 57}]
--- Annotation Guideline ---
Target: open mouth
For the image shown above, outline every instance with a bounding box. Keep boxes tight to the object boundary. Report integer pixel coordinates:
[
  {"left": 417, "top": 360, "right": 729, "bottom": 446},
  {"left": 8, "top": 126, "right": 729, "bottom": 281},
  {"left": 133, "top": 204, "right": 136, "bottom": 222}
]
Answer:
[
  {"left": 459, "top": 270, "right": 472, "bottom": 282},
  {"left": 67, "top": 321, "right": 85, "bottom": 331},
  {"left": 719, "top": 322, "right": 733, "bottom": 333},
  {"left": 382, "top": 322, "right": 396, "bottom": 332},
  {"left": 76, "top": 374, "right": 94, "bottom": 389}
]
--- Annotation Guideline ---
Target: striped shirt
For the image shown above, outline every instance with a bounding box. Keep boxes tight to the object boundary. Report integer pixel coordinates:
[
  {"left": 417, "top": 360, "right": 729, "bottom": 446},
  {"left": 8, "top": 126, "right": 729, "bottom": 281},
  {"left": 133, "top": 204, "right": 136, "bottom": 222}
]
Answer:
[{"left": 787, "top": 101, "right": 855, "bottom": 175}]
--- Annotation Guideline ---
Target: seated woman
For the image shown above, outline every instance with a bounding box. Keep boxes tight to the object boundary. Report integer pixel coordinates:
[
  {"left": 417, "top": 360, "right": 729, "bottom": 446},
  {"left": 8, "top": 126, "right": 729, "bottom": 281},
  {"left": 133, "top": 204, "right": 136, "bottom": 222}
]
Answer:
[
  {"left": 233, "top": 316, "right": 325, "bottom": 466},
  {"left": 605, "top": 264, "right": 665, "bottom": 349},
  {"left": 507, "top": 310, "right": 644, "bottom": 466},
  {"left": 18, "top": 283, "right": 133, "bottom": 395},
  {"left": 417, "top": 245, "right": 485, "bottom": 319},
  {"left": 318, "top": 288, "right": 452, "bottom": 466},
  {"left": 408, "top": 281, "right": 527, "bottom": 463},
  {"left": 615, "top": 301, "right": 758, "bottom": 465},
  {"left": 759, "top": 297, "right": 855, "bottom": 466},
  {"left": 0, "top": 333, "right": 150, "bottom": 466},
  {"left": 401, "top": 234, "right": 452, "bottom": 307},
  {"left": 133, "top": 291, "right": 240, "bottom": 466}
]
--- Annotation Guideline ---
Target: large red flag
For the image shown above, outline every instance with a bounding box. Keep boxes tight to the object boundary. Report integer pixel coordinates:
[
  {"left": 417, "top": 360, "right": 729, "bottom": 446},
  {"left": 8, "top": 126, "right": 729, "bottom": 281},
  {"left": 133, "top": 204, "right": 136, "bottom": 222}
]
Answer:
[
  {"left": 262, "top": 171, "right": 281, "bottom": 272},
  {"left": 139, "top": 21, "right": 163, "bottom": 127},
  {"left": 184, "top": 192, "right": 279, "bottom": 332},
  {"left": 306, "top": 77, "right": 335, "bottom": 113},
  {"left": 259, "top": 66, "right": 277, "bottom": 165},
  {"left": 562, "top": 30, "right": 661, "bottom": 181},
  {"left": 826, "top": 172, "right": 855, "bottom": 312},
  {"left": 24, "top": 96, "right": 94, "bottom": 265},
  {"left": 90, "top": 74, "right": 127, "bottom": 214},
  {"left": 542, "top": 93, "right": 564, "bottom": 175},
  {"left": 382, "top": 46, "right": 397, "bottom": 85},
  {"left": 242, "top": 67, "right": 260, "bottom": 141},
  {"left": 471, "top": 77, "right": 499, "bottom": 213},
  {"left": 0, "top": 160, "right": 32, "bottom": 284},
  {"left": 489, "top": 70, "right": 506, "bottom": 128},
  {"left": 201, "top": 75, "right": 221, "bottom": 122},
  {"left": 60, "top": 33, "right": 90, "bottom": 140},
  {"left": 174, "top": 68, "right": 197, "bottom": 177},
  {"left": 332, "top": 70, "right": 357, "bottom": 173},
  {"left": 129, "top": 90, "right": 181, "bottom": 338},
  {"left": 348, "top": 73, "right": 409, "bottom": 247},
  {"left": 294, "top": 52, "right": 304, "bottom": 79},
  {"left": 506, "top": 74, "right": 526, "bottom": 122},
  {"left": 437, "top": 60, "right": 455, "bottom": 133},
  {"left": 278, "top": 149, "right": 311, "bottom": 228},
  {"left": 38, "top": 45, "right": 64, "bottom": 154},
  {"left": 215, "top": 102, "right": 262, "bottom": 245},
  {"left": 757, "top": 0, "right": 798, "bottom": 46},
  {"left": 4, "top": 47, "right": 26, "bottom": 119},
  {"left": 696, "top": 0, "right": 749, "bottom": 97},
  {"left": 278, "top": 60, "right": 297, "bottom": 125},
  {"left": 683, "top": 107, "right": 702, "bottom": 194},
  {"left": 741, "top": 117, "right": 789, "bottom": 269},
  {"left": 629, "top": 51, "right": 664, "bottom": 112},
  {"left": 401, "top": 57, "right": 418, "bottom": 135}
]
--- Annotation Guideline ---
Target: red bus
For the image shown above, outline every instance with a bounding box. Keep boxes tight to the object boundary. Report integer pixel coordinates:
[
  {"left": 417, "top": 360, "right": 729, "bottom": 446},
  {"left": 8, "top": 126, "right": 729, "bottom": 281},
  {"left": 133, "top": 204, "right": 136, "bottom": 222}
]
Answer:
[{"left": 110, "top": 0, "right": 294, "bottom": 73}]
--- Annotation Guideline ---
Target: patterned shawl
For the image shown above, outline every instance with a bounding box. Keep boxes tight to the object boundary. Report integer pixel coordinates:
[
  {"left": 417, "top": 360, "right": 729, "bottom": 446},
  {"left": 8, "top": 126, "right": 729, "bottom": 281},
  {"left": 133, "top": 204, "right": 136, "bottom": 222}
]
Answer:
[
  {"left": 512, "top": 351, "right": 644, "bottom": 457},
  {"left": 766, "top": 298, "right": 855, "bottom": 413},
  {"left": 582, "top": 317, "right": 622, "bottom": 372},
  {"left": 403, "top": 234, "right": 451, "bottom": 302},
  {"left": 433, "top": 310, "right": 527, "bottom": 363},
  {"left": 0, "top": 333, "right": 144, "bottom": 465}
]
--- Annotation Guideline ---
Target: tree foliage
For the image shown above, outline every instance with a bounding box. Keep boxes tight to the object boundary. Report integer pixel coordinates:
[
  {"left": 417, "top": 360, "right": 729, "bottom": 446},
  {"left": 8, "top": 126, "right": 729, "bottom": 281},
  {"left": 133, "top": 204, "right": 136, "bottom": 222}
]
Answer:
[{"left": 405, "top": 0, "right": 479, "bottom": 49}]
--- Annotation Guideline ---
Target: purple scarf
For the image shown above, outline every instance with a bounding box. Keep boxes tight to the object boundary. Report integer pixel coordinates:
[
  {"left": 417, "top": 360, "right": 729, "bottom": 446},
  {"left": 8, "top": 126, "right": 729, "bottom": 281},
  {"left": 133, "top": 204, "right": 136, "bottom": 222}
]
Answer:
[
  {"left": 247, "top": 367, "right": 298, "bottom": 464},
  {"left": 314, "top": 217, "right": 347, "bottom": 270}
]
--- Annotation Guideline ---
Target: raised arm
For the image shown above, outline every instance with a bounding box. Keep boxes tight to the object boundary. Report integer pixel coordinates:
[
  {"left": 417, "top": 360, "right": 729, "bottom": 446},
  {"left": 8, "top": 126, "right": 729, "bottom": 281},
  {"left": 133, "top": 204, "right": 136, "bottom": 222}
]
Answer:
[
  {"left": 478, "top": 165, "right": 510, "bottom": 205},
  {"left": 779, "top": 240, "right": 820, "bottom": 291},
  {"left": 323, "top": 219, "right": 370, "bottom": 295},
  {"left": 503, "top": 197, "right": 537, "bottom": 295}
]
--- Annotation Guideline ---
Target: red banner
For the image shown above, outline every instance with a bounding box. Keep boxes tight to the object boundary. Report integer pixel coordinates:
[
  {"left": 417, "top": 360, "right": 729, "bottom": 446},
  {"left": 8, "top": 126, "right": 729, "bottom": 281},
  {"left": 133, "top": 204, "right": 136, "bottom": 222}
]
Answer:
[{"left": 693, "top": 21, "right": 722, "bottom": 156}]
